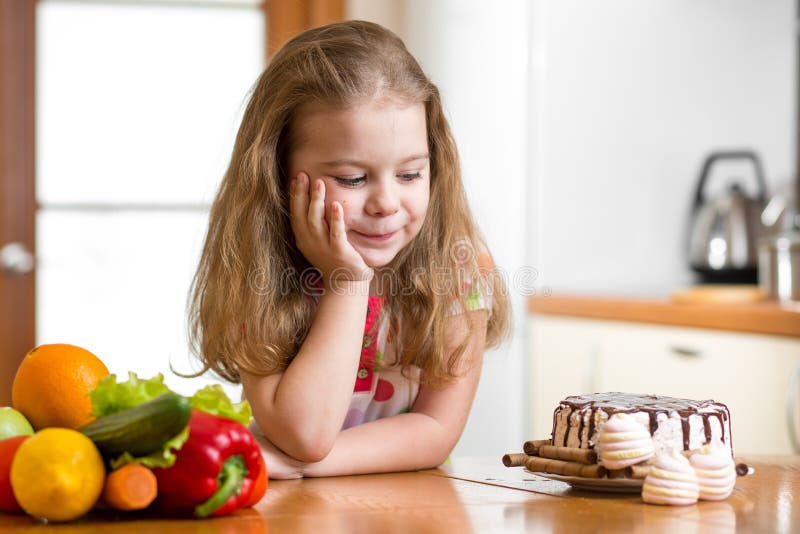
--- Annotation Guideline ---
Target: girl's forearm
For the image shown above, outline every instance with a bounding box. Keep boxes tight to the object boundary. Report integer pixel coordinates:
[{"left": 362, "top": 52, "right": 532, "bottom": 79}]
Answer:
[
  {"left": 301, "top": 412, "right": 456, "bottom": 477},
  {"left": 254, "top": 280, "right": 370, "bottom": 460},
  {"left": 297, "top": 313, "right": 485, "bottom": 476}
]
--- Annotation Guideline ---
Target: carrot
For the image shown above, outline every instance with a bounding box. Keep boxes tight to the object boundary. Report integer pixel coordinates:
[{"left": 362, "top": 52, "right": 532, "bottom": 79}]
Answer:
[{"left": 101, "top": 464, "right": 158, "bottom": 511}]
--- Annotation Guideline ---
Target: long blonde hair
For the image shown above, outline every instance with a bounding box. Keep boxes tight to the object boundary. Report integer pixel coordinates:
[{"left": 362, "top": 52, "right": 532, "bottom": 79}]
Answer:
[{"left": 188, "top": 20, "right": 511, "bottom": 386}]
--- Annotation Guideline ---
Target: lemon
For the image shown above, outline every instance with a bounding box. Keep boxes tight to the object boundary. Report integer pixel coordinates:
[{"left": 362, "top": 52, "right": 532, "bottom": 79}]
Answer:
[{"left": 10, "top": 428, "right": 105, "bottom": 522}]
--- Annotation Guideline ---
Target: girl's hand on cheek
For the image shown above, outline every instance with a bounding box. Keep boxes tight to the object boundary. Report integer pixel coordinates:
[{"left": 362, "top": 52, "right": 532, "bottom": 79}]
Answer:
[{"left": 290, "top": 172, "right": 373, "bottom": 286}]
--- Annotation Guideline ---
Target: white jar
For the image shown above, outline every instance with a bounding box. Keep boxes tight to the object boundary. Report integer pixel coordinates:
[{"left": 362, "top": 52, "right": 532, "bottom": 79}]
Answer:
[{"left": 758, "top": 231, "right": 800, "bottom": 303}]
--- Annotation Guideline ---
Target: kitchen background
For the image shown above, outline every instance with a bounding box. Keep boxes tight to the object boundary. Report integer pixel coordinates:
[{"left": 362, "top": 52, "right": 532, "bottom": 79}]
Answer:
[{"left": 1, "top": 0, "right": 795, "bottom": 457}]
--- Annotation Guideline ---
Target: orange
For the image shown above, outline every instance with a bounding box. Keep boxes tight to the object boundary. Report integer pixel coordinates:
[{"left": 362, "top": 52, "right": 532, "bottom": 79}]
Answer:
[{"left": 11, "top": 344, "right": 109, "bottom": 430}]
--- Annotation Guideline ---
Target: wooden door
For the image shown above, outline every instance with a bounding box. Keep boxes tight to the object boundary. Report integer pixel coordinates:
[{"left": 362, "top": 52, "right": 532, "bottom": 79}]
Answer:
[{"left": 0, "top": 0, "right": 36, "bottom": 405}]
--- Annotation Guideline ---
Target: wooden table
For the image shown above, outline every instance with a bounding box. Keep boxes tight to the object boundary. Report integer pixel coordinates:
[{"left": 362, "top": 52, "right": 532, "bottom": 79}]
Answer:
[{"left": 1, "top": 456, "right": 797, "bottom": 532}]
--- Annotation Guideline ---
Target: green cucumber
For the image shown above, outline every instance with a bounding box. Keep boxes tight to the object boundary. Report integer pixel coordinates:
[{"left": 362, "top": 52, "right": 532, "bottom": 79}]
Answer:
[{"left": 80, "top": 392, "right": 191, "bottom": 457}]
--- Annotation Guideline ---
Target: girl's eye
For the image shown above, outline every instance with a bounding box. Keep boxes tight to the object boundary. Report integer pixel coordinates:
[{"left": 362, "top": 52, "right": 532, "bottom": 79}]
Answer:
[
  {"left": 333, "top": 176, "right": 366, "bottom": 187},
  {"left": 399, "top": 171, "right": 422, "bottom": 181}
]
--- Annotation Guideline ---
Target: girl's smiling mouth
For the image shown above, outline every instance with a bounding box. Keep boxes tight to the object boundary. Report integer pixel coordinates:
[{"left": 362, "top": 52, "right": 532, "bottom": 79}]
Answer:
[{"left": 353, "top": 230, "right": 397, "bottom": 241}]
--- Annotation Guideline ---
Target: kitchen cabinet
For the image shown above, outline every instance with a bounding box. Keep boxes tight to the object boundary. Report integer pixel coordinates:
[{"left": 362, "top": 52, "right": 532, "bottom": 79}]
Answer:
[{"left": 529, "top": 315, "right": 800, "bottom": 454}]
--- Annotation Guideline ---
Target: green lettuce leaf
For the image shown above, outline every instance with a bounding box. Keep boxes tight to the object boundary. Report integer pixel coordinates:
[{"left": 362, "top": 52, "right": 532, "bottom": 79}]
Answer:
[
  {"left": 88, "top": 373, "right": 251, "bottom": 469},
  {"left": 189, "top": 385, "right": 252, "bottom": 426},
  {"left": 89, "top": 372, "right": 172, "bottom": 417},
  {"left": 109, "top": 426, "right": 190, "bottom": 470}
]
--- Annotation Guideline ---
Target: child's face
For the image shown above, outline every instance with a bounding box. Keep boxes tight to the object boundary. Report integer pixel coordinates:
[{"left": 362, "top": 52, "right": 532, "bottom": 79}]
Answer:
[{"left": 287, "top": 99, "right": 430, "bottom": 269}]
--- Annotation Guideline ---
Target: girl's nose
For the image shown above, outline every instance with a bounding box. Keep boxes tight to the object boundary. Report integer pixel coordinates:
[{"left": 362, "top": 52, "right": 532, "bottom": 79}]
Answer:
[{"left": 365, "top": 179, "right": 400, "bottom": 216}]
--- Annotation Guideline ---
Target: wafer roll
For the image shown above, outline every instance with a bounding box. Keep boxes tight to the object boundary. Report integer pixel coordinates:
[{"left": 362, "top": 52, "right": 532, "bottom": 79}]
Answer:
[
  {"left": 606, "top": 464, "right": 650, "bottom": 479},
  {"left": 523, "top": 439, "right": 551, "bottom": 456},
  {"left": 736, "top": 463, "right": 750, "bottom": 476},
  {"left": 629, "top": 465, "right": 651, "bottom": 479},
  {"left": 538, "top": 445, "right": 597, "bottom": 465},
  {"left": 525, "top": 456, "right": 607, "bottom": 478},
  {"left": 607, "top": 468, "right": 629, "bottom": 479},
  {"left": 502, "top": 453, "right": 529, "bottom": 467}
]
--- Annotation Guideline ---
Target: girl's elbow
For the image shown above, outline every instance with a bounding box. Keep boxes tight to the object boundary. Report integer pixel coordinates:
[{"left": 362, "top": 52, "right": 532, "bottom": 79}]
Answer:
[
  {"left": 431, "top": 448, "right": 453, "bottom": 468},
  {"left": 252, "top": 416, "right": 335, "bottom": 463},
  {"left": 284, "top": 427, "right": 337, "bottom": 463},
  {"left": 429, "top": 430, "right": 461, "bottom": 468},
  {"left": 415, "top": 449, "right": 451, "bottom": 471},
  {"left": 291, "top": 439, "right": 333, "bottom": 463},
  {"left": 422, "top": 436, "right": 456, "bottom": 469},
  {"left": 416, "top": 456, "right": 446, "bottom": 471}
]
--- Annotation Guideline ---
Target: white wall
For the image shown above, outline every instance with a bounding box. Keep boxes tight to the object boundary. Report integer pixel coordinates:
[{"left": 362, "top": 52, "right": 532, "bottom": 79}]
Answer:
[
  {"left": 529, "top": 0, "right": 795, "bottom": 295},
  {"left": 346, "top": 0, "right": 404, "bottom": 34}
]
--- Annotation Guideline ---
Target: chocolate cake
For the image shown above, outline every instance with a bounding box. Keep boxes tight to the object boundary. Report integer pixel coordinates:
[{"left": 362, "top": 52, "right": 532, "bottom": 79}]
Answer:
[{"left": 551, "top": 393, "right": 733, "bottom": 460}]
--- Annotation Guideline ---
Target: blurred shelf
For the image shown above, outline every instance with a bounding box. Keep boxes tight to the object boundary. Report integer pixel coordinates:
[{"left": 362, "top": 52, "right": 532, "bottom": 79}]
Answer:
[{"left": 527, "top": 293, "right": 800, "bottom": 338}]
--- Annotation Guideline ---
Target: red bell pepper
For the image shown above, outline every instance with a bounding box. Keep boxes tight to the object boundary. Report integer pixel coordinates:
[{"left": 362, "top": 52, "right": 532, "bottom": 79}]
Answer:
[
  {"left": 0, "top": 436, "right": 29, "bottom": 513},
  {"left": 152, "top": 410, "right": 265, "bottom": 517},
  {"left": 245, "top": 455, "right": 268, "bottom": 508}
]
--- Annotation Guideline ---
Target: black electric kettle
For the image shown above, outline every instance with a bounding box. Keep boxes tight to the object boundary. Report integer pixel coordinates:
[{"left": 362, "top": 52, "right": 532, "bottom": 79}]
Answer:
[{"left": 687, "top": 150, "right": 768, "bottom": 283}]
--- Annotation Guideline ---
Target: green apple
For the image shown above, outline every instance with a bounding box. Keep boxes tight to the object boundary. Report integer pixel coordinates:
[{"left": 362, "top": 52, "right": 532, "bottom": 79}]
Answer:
[{"left": 0, "top": 407, "right": 34, "bottom": 440}]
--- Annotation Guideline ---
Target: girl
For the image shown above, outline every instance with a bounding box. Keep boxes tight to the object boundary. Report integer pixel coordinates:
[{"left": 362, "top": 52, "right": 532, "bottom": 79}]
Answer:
[{"left": 189, "top": 20, "right": 511, "bottom": 478}]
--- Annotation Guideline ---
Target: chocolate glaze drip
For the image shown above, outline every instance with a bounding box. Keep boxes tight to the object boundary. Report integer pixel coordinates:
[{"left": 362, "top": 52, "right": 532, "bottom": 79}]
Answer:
[
  {"left": 680, "top": 417, "right": 691, "bottom": 450},
  {"left": 558, "top": 392, "right": 731, "bottom": 451},
  {"left": 587, "top": 408, "right": 595, "bottom": 444},
  {"left": 715, "top": 411, "right": 732, "bottom": 453}
]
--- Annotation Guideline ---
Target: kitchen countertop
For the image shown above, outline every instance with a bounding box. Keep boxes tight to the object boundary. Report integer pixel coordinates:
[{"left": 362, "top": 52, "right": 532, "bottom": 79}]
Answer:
[
  {"left": 0, "top": 456, "right": 796, "bottom": 532},
  {"left": 528, "top": 294, "right": 800, "bottom": 337}
]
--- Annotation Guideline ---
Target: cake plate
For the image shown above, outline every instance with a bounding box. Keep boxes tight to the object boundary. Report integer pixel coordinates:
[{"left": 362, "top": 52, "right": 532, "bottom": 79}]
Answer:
[{"left": 527, "top": 471, "right": 644, "bottom": 493}]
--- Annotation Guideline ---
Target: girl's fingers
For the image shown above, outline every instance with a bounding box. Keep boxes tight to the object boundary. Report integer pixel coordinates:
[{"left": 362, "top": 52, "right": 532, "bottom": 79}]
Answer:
[
  {"left": 307, "top": 178, "right": 326, "bottom": 236},
  {"left": 329, "top": 203, "right": 370, "bottom": 281},
  {"left": 289, "top": 173, "right": 309, "bottom": 235},
  {"left": 329, "top": 201, "right": 345, "bottom": 244}
]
